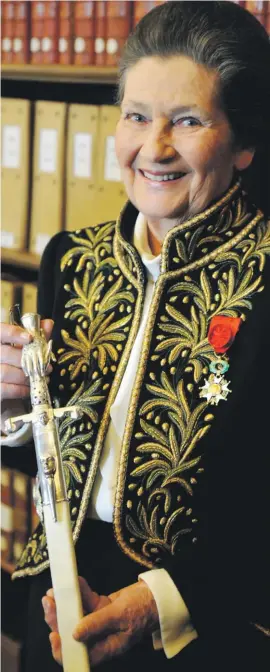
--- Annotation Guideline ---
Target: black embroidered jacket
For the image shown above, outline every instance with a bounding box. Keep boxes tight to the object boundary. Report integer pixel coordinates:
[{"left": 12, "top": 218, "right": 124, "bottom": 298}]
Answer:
[{"left": 12, "top": 181, "right": 270, "bottom": 654}]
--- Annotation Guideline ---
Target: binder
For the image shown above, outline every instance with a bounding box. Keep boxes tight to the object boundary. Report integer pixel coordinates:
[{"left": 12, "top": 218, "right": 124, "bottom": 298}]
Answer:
[
  {"left": 0, "top": 280, "right": 22, "bottom": 323},
  {"left": 29, "top": 101, "right": 67, "bottom": 257},
  {"left": 73, "top": 0, "right": 95, "bottom": 65},
  {"left": 59, "top": 1, "right": 74, "bottom": 65},
  {"left": 266, "top": 7, "right": 270, "bottom": 35},
  {"left": 65, "top": 104, "right": 100, "bottom": 232},
  {"left": 105, "top": 1, "right": 132, "bottom": 66},
  {"left": 94, "top": 0, "right": 106, "bottom": 66},
  {"left": 41, "top": 0, "right": 59, "bottom": 64},
  {"left": 22, "top": 283, "right": 38, "bottom": 315},
  {"left": 12, "top": 471, "right": 29, "bottom": 564},
  {"left": 2, "top": 1, "right": 14, "bottom": 64},
  {"left": 94, "top": 105, "right": 127, "bottom": 225},
  {"left": 1, "top": 98, "right": 31, "bottom": 250},
  {"left": 132, "top": 1, "right": 165, "bottom": 27},
  {"left": 1, "top": 468, "right": 13, "bottom": 565},
  {"left": 30, "top": 1, "right": 45, "bottom": 65},
  {"left": 13, "top": 1, "right": 30, "bottom": 64}
]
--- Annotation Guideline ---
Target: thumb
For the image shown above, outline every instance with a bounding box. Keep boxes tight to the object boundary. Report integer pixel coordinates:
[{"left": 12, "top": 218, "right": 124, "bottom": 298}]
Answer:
[{"left": 41, "top": 319, "right": 54, "bottom": 341}]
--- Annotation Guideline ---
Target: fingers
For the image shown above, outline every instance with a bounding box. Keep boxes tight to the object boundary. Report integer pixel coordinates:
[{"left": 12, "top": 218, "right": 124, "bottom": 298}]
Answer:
[
  {"left": 78, "top": 577, "right": 101, "bottom": 614},
  {"left": 73, "top": 602, "right": 117, "bottom": 643},
  {"left": 46, "top": 579, "right": 100, "bottom": 618},
  {"left": 1, "top": 382, "right": 31, "bottom": 402},
  {"left": 0, "top": 360, "right": 30, "bottom": 385},
  {"left": 49, "top": 632, "right": 63, "bottom": 666},
  {"left": 41, "top": 319, "right": 54, "bottom": 341},
  {"left": 42, "top": 597, "right": 59, "bottom": 633},
  {"left": 0, "top": 344, "right": 29, "bottom": 368},
  {"left": 89, "top": 632, "right": 129, "bottom": 667},
  {"left": 1, "top": 323, "right": 32, "bottom": 346}
]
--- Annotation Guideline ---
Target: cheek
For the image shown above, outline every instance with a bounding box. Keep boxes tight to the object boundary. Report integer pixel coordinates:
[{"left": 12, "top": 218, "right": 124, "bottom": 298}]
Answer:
[
  {"left": 115, "top": 126, "right": 138, "bottom": 168},
  {"left": 187, "top": 136, "right": 233, "bottom": 174}
]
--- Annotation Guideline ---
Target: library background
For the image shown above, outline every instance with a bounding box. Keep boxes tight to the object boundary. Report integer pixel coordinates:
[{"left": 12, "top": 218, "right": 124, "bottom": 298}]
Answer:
[{"left": 1, "top": 1, "right": 270, "bottom": 670}]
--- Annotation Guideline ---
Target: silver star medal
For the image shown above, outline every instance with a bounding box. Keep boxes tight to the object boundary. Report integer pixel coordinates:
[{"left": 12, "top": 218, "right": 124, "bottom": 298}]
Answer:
[{"left": 199, "top": 358, "right": 231, "bottom": 406}]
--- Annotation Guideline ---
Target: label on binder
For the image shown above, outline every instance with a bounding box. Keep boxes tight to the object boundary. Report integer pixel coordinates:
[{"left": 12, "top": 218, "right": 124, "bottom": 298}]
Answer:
[
  {"left": 104, "top": 136, "right": 121, "bottom": 182},
  {"left": 73, "top": 133, "right": 92, "bottom": 179},
  {"left": 35, "top": 233, "right": 51, "bottom": 255},
  {"left": 2, "top": 125, "right": 21, "bottom": 169},
  {"left": 39, "top": 129, "right": 58, "bottom": 174},
  {"left": 1, "top": 231, "right": 15, "bottom": 248}
]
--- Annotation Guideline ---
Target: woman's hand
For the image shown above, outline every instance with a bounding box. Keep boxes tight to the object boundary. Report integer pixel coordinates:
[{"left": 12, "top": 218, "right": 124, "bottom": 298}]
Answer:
[
  {"left": 1, "top": 320, "right": 54, "bottom": 433},
  {"left": 0, "top": 320, "right": 54, "bottom": 401},
  {"left": 42, "top": 576, "right": 159, "bottom": 667}
]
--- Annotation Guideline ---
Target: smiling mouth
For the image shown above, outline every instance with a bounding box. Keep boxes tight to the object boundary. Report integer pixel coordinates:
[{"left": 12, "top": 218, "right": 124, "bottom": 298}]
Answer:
[{"left": 139, "top": 169, "right": 186, "bottom": 182}]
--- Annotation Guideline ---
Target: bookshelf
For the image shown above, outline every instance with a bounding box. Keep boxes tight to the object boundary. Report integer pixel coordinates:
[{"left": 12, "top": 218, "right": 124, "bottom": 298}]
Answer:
[
  {"left": 1, "top": 248, "right": 40, "bottom": 271},
  {"left": 2, "top": 63, "right": 118, "bottom": 84}
]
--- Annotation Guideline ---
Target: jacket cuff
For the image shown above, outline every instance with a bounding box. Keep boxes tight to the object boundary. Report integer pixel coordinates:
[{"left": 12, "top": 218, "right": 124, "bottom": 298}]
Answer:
[{"left": 139, "top": 568, "right": 198, "bottom": 658}]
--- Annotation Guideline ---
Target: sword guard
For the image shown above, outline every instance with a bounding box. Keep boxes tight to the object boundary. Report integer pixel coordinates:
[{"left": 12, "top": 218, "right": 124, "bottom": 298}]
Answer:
[
  {"left": 4, "top": 413, "right": 34, "bottom": 434},
  {"left": 53, "top": 406, "right": 83, "bottom": 420}
]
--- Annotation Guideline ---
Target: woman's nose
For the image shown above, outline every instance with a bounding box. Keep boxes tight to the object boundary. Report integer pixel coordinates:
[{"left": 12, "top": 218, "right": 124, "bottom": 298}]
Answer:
[{"left": 141, "top": 124, "right": 176, "bottom": 162}]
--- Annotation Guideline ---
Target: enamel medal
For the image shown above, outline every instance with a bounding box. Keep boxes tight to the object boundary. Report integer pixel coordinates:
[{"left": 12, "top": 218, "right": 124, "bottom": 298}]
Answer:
[
  {"left": 199, "top": 316, "right": 242, "bottom": 406},
  {"left": 199, "top": 358, "right": 231, "bottom": 406}
]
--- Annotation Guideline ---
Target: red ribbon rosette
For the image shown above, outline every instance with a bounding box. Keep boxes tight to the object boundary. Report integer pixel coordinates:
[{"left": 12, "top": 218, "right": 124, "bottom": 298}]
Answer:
[{"left": 208, "top": 316, "right": 241, "bottom": 354}]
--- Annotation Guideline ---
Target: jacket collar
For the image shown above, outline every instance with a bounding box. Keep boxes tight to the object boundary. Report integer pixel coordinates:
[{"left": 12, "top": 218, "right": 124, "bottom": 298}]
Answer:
[{"left": 114, "top": 179, "right": 258, "bottom": 280}]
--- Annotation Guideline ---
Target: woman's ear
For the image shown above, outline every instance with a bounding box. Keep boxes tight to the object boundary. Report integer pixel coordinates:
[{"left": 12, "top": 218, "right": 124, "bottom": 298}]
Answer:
[{"left": 234, "top": 148, "right": 255, "bottom": 171}]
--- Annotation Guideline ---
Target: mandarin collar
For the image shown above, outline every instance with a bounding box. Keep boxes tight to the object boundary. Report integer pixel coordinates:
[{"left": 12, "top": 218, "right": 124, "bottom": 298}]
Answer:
[{"left": 114, "top": 179, "right": 258, "bottom": 284}]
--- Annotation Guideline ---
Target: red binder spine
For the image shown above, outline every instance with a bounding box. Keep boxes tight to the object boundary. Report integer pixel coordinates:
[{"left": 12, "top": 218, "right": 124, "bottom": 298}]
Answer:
[
  {"left": 132, "top": 0, "right": 165, "bottom": 28},
  {"left": 266, "top": 2, "right": 270, "bottom": 34},
  {"left": 73, "top": 1, "right": 95, "bottom": 66},
  {"left": 30, "top": 1, "right": 45, "bottom": 64},
  {"left": 105, "top": 1, "right": 132, "bottom": 67},
  {"left": 2, "top": 1, "right": 14, "bottom": 64},
  {"left": 94, "top": 0, "right": 106, "bottom": 66},
  {"left": 13, "top": 1, "right": 30, "bottom": 64},
  {"left": 59, "top": 0, "right": 74, "bottom": 65},
  {"left": 245, "top": 1, "right": 267, "bottom": 26},
  {"left": 41, "top": 0, "right": 59, "bottom": 64}
]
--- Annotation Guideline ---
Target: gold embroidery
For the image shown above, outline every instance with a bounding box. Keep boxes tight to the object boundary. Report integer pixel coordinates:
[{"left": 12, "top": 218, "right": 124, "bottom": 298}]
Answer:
[
  {"left": 13, "top": 189, "right": 270, "bottom": 579},
  {"left": 114, "top": 200, "right": 270, "bottom": 568}
]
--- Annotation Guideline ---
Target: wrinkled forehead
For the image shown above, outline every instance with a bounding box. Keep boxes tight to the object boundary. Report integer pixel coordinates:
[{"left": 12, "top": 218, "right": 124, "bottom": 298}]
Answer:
[{"left": 121, "top": 55, "right": 222, "bottom": 113}]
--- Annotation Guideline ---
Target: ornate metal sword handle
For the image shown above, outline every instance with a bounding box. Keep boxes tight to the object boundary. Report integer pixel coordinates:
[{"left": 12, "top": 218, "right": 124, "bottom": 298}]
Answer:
[{"left": 5, "top": 313, "right": 81, "bottom": 522}]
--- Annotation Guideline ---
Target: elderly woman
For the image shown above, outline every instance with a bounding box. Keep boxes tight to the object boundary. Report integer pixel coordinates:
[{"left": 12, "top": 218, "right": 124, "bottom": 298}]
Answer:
[{"left": 1, "top": 1, "right": 270, "bottom": 670}]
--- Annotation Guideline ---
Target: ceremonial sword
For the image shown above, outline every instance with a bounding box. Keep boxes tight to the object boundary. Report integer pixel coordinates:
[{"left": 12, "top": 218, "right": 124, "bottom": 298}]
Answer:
[{"left": 5, "top": 313, "right": 90, "bottom": 672}]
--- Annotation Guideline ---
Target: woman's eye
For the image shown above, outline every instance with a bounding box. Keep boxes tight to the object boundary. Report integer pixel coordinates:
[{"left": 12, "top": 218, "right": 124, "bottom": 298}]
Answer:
[
  {"left": 174, "top": 117, "right": 201, "bottom": 127},
  {"left": 124, "top": 113, "right": 146, "bottom": 123}
]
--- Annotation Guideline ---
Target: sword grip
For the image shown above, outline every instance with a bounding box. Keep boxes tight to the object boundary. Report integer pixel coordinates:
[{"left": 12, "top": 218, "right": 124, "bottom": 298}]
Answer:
[{"left": 43, "top": 501, "right": 90, "bottom": 672}]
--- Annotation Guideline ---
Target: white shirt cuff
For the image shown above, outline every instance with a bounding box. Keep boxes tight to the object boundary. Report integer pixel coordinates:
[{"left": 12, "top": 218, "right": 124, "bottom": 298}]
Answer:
[{"left": 139, "top": 568, "right": 198, "bottom": 658}]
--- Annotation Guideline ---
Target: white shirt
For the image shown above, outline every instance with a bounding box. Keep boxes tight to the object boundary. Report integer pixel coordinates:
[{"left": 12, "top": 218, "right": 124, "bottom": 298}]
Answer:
[{"left": 1, "top": 213, "right": 198, "bottom": 658}]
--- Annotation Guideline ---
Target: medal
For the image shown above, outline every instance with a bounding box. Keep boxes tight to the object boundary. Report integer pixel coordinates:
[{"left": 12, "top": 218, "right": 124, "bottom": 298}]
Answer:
[
  {"left": 199, "top": 358, "right": 231, "bottom": 406},
  {"left": 199, "top": 316, "right": 241, "bottom": 406}
]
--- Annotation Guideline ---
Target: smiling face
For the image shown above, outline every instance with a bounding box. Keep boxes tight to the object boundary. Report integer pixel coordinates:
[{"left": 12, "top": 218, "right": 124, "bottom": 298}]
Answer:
[{"left": 115, "top": 55, "right": 253, "bottom": 244}]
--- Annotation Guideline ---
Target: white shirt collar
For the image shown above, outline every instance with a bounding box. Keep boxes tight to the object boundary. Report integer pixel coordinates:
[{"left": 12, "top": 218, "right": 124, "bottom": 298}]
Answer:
[{"left": 133, "top": 212, "right": 161, "bottom": 283}]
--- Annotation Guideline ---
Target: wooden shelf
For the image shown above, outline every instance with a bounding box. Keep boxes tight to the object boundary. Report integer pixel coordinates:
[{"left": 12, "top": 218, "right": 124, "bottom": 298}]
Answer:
[
  {"left": 1, "top": 559, "right": 16, "bottom": 575},
  {"left": 1, "top": 64, "right": 118, "bottom": 85},
  {"left": 1, "top": 248, "right": 40, "bottom": 272}
]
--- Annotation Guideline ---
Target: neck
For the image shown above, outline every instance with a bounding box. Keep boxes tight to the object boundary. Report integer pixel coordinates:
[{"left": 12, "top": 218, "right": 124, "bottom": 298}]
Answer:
[
  {"left": 147, "top": 225, "right": 162, "bottom": 255},
  {"left": 147, "top": 214, "right": 189, "bottom": 256}
]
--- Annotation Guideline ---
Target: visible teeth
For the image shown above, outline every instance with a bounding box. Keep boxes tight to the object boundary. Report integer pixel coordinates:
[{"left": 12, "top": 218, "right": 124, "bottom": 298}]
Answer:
[{"left": 142, "top": 170, "right": 183, "bottom": 182}]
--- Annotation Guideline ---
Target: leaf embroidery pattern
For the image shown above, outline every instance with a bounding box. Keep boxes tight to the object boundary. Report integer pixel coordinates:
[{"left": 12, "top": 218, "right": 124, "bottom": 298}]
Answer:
[{"left": 122, "top": 219, "right": 270, "bottom": 562}]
